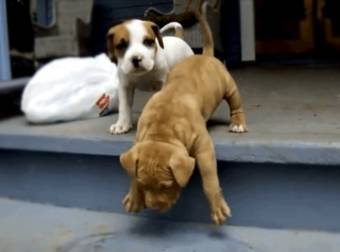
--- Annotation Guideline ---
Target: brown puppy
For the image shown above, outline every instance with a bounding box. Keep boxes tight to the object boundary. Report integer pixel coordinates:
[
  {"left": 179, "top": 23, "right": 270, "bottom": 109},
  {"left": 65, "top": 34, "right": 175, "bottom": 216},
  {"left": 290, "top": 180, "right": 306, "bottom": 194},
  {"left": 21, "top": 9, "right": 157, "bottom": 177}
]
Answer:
[{"left": 120, "top": 5, "right": 247, "bottom": 224}]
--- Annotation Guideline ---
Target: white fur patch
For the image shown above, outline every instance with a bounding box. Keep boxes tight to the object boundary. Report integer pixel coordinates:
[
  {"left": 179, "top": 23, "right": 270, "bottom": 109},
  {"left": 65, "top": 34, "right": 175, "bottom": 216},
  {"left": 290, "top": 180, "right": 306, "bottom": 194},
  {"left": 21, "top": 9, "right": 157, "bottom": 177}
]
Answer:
[
  {"left": 230, "top": 124, "right": 246, "bottom": 133},
  {"left": 120, "top": 20, "right": 156, "bottom": 75}
]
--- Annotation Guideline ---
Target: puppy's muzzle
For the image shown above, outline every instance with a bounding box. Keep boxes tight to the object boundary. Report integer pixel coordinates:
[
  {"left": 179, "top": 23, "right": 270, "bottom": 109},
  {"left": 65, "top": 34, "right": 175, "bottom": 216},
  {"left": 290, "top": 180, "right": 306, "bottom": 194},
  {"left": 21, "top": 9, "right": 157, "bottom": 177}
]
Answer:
[
  {"left": 146, "top": 200, "right": 171, "bottom": 212},
  {"left": 131, "top": 55, "right": 143, "bottom": 68}
]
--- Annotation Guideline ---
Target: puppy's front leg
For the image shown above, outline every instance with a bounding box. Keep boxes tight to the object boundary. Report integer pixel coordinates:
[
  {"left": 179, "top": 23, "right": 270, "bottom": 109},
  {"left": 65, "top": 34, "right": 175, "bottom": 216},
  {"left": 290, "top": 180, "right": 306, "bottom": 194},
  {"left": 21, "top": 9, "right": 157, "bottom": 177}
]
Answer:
[
  {"left": 194, "top": 133, "right": 231, "bottom": 224},
  {"left": 123, "top": 178, "right": 145, "bottom": 213},
  {"left": 110, "top": 81, "right": 134, "bottom": 134}
]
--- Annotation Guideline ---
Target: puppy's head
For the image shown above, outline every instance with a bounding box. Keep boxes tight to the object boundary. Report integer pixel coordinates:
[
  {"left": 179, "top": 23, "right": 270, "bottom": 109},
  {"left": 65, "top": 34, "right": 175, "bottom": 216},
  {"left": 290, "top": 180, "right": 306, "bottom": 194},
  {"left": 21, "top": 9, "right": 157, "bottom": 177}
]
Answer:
[
  {"left": 106, "top": 20, "right": 164, "bottom": 75},
  {"left": 120, "top": 141, "right": 195, "bottom": 212}
]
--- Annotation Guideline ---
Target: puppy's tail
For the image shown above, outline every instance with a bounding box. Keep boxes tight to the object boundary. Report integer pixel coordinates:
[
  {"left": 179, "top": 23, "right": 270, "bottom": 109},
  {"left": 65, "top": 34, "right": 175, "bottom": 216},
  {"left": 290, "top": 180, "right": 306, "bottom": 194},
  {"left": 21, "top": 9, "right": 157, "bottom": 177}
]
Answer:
[
  {"left": 160, "top": 22, "right": 184, "bottom": 39},
  {"left": 194, "top": 1, "right": 214, "bottom": 56}
]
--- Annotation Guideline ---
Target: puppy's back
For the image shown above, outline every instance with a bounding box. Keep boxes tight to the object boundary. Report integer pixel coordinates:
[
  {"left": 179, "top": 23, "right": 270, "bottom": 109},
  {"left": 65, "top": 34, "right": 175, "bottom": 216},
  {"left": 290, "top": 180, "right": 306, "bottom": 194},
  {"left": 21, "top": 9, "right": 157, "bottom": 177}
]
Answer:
[
  {"left": 143, "top": 55, "right": 232, "bottom": 122},
  {"left": 167, "top": 55, "right": 229, "bottom": 95}
]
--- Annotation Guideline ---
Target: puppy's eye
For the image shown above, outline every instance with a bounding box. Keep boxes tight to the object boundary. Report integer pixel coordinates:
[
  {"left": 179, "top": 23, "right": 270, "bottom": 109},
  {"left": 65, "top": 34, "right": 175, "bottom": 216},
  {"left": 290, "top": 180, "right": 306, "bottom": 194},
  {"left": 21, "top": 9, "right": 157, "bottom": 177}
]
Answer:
[
  {"left": 143, "top": 38, "right": 155, "bottom": 47},
  {"left": 116, "top": 40, "right": 128, "bottom": 50}
]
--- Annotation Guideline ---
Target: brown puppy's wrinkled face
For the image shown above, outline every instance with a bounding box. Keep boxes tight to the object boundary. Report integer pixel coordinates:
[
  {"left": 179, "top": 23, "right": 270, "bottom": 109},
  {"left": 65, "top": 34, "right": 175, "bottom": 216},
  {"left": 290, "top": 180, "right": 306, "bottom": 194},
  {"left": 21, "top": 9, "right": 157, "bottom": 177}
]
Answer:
[
  {"left": 138, "top": 169, "right": 180, "bottom": 212},
  {"left": 120, "top": 141, "right": 195, "bottom": 212}
]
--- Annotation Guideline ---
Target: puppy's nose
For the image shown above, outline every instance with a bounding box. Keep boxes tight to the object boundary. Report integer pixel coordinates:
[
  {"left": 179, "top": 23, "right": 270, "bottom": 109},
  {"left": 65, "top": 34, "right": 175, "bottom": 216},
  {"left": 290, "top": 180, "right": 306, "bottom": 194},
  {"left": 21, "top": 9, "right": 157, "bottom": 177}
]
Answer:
[
  {"left": 131, "top": 56, "right": 143, "bottom": 67},
  {"left": 148, "top": 201, "right": 170, "bottom": 212}
]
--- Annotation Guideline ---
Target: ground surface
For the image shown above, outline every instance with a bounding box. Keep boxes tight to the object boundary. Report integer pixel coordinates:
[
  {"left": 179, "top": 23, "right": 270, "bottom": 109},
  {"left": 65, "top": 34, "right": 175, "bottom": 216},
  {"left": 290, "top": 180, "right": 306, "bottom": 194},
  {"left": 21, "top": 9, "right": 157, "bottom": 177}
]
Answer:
[{"left": 1, "top": 197, "right": 340, "bottom": 252}]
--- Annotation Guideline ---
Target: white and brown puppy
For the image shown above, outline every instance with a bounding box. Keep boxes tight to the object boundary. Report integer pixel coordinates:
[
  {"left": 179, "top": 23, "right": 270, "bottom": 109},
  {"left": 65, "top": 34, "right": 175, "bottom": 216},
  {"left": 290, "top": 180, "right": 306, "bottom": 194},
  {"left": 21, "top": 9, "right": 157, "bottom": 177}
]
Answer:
[
  {"left": 106, "top": 20, "right": 194, "bottom": 134},
  {"left": 119, "top": 8, "right": 247, "bottom": 224}
]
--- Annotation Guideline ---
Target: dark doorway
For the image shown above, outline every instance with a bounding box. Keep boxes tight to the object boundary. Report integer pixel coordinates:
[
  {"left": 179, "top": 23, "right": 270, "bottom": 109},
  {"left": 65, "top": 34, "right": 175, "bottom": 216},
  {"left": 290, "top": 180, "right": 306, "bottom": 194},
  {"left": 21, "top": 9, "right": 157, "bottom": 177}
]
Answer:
[{"left": 255, "top": 0, "right": 340, "bottom": 61}]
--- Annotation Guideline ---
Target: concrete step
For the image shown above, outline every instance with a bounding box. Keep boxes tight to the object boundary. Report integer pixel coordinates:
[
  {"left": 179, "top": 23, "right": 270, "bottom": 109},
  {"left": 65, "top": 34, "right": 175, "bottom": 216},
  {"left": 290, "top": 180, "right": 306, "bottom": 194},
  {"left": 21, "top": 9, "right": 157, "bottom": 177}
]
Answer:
[
  {"left": 0, "top": 65, "right": 340, "bottom": 234},
  {"left": 1, "top": 197, "right": 339, "bottom": 252},
  {"left": 1, "top": 149, "right": 340, "bottom": 232},
  {"left": 1, "top": 65, "right": 340, "bottom": 165}
]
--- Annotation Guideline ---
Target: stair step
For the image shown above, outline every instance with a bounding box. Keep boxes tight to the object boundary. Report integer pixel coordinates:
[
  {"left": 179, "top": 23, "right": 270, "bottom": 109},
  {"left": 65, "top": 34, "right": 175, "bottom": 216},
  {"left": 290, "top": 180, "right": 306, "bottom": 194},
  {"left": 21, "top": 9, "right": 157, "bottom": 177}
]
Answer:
[
  {"left": 1, "top": 197, "right": 340, "bottom": 252},
  {"left": 1, "top": 66, "right": 340, "bottom": 233},
  {"left": 1, "top": 149, "right": 340, "bottom": 232},
  {"left": 0, "top": 111, "right": 340, "bottom": 165},
  {"left": 1, "top": 65, "right": 340, "bottom": 164}
]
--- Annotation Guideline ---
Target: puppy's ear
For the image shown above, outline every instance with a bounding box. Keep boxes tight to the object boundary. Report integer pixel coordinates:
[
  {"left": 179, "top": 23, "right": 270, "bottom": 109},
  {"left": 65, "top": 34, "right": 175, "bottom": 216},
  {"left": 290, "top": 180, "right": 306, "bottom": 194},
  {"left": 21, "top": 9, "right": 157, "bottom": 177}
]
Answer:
[
  {"left": 120, "top": 146, "right": 139, "bottom": 177},
  {"left": 106, "top": 27, "right": 117, "bottom": 63},
  {"left": 148, "top": 22, "right": 164, "bottom": 49},
  {"left": 169, "top": 151, "right": 195, "bottom": 187}
]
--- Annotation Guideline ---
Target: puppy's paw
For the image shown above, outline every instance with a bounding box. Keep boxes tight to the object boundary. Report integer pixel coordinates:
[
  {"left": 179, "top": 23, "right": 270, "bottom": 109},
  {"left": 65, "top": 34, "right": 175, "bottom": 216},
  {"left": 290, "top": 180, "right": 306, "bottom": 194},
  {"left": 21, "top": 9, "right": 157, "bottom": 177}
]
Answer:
[
  {"left": 110, "top": 121, "right": 132, "bottom": 135},
  {"left": 210, "top": 196, "right": 231, "bottom": 225},
  {"left": 229, "top": 113, "right": 247, "bottom": 133},
  {"left": 229, "top": 123, "right": 247, "bottom": 133},
  {"left": 123, "top": 192, "right": 145, "bottom": 213}
]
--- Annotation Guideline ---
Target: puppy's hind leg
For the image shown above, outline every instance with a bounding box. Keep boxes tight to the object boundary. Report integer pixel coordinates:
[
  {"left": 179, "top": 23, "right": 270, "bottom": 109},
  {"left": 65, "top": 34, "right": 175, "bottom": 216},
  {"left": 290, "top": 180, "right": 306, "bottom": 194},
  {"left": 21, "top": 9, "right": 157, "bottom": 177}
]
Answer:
[{"left": 224, "top": 76, "right": 247, "bottom": 133}]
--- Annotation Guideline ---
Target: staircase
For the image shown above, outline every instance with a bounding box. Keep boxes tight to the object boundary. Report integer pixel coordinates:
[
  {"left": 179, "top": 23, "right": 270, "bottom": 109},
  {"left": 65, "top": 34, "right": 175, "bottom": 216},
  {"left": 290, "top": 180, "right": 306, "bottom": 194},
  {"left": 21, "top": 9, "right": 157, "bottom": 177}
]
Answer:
[{"left": 1, "top": 65, "right": 340, "bottom": 251}]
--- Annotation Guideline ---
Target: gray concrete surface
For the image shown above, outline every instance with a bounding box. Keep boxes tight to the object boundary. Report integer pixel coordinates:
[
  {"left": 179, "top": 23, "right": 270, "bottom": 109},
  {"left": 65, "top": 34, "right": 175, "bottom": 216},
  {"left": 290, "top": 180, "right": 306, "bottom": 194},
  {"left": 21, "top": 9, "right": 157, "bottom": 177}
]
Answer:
[
  {"left": 1, "top": 150, "right": 340, "bottom": 231},
  {"left": 0, "top": 65, "right": 340, "bottom": 164},
  {"left": 1, "top": 66, "right": 340, "bottom": 251},
  {"left": 0, "top": 197, "right": 339, "bottom": 252}
]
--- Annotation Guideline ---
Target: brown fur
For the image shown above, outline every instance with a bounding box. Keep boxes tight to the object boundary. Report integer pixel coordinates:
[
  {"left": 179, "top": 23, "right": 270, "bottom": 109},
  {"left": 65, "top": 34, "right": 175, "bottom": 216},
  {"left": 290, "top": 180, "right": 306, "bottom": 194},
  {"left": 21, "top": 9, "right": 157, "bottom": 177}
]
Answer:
[
  {"left": 174, "top": 28, "right": 184, "bottom": 39},
  {"left": 120, "top": 56, "right": 247, "bottom": 224},
  {"left": 106, "top": 23, "right": 130, "bottom": 62},
  {"left": 143, "top": 21, "right": 164, "bottom": 49},
  {"left": 120, "top": 3, "right": 247, "bottom": 225},
  {"left": 193, "top": 7, "right": 214, "bottom": 56},
  {"left": 106, "top": 20, "right": 164, "bottom": 63}
]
